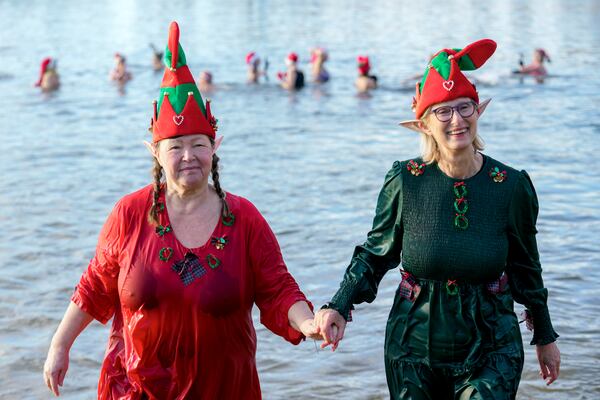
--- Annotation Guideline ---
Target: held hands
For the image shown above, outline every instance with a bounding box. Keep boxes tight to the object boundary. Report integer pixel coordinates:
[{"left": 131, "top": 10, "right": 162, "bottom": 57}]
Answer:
[
  {"left": 43, "top": 344, "right": 69, "bottom": 396},
  {"left": 536, "top": 342, "right": 561, "bottom": 385},
  {"left": 298, "top": 318, "right": 325, "bottom": 341},
  {"left": 314, "top": 308, "right": 347, "bottom": 351}
]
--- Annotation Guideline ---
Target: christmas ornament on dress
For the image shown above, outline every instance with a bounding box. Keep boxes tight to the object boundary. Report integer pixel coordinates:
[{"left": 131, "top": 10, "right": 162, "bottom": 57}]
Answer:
[
  {"left": 489, "top": 167, "right": 507, "bottom": 183},
  {"left": 407, "top": 160, "right": 426, "bottom": 176}
]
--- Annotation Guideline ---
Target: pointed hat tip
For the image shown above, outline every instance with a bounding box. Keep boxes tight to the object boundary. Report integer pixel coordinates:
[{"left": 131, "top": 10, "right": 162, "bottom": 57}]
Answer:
[{"left": 168, "top": 21, "right": 180, "bottom": 70}]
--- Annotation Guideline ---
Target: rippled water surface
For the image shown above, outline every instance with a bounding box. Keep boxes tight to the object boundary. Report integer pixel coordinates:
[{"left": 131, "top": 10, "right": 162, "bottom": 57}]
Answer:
[{"left": 1, "top": 0, "right": 599, "bottom": 399}]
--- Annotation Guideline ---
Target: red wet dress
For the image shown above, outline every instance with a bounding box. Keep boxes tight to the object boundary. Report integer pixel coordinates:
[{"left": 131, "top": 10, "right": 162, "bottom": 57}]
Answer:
[{"left": 72, "top": 185, "right": 310, "bottom": 399}]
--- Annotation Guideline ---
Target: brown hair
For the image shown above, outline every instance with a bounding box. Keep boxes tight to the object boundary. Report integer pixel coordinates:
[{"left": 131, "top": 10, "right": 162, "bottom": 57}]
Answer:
[{"left": 147, "top": 138, "right": 228, "bottom": 226}]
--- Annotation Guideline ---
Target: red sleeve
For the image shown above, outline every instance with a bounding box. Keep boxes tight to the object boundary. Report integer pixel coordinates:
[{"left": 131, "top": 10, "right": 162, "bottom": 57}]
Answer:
[
  {"left": 246, "top": 202, "right": 312, "bottom": 344},
  {"left": 71, "top": 201, "right": 126, "bottom": 324}
]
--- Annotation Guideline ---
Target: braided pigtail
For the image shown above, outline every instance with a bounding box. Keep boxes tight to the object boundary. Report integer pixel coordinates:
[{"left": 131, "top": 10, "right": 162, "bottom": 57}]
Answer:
[
  {"left": 211, "top": 149, "right": 229, "bottom": 218},
  {"left": 147, "top": 157, "right": 163, "bottom": 226}
]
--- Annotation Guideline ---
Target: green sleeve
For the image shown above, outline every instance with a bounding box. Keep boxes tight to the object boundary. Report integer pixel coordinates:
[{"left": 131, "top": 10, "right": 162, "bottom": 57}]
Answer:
[
  {"left": 506, "top": 171, "right": 559, "bottom": 345},
  {"left": 328, "top": 162, "right": 403, "bottom": 320}
]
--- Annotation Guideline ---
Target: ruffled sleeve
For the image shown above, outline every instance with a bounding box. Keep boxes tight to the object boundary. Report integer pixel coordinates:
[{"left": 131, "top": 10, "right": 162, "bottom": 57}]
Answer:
[
  {"left": 247, "top": 202, "right": 312, "bottom": 345},
  {"left": 506, "top": 171, "right": 559, "bottom": 345},
  {"left": 71, "top": 200, "right": 127, "bottom": 324},
  {"left": 328, "top": 162, "right": 404, "bottom": 320}
]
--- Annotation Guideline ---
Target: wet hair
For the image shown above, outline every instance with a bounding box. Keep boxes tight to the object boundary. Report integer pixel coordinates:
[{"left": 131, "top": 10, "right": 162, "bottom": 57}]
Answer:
[
  {"left": 147, "top": 137, "right": 228, "bottom": 226},
  {"left": 419, "top": 106, "right": 485, "bottom": 164}
]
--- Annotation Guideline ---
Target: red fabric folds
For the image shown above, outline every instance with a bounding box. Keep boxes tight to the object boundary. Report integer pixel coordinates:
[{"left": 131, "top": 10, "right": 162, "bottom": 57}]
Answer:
[{"left": 71, "top": 186, "right": 310, "bottom": 399}]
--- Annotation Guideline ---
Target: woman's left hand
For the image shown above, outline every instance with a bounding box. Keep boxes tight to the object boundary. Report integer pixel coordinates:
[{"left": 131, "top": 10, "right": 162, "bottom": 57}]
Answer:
[{"left": 536, "top": 342, "right": 560, "bottom": 385}]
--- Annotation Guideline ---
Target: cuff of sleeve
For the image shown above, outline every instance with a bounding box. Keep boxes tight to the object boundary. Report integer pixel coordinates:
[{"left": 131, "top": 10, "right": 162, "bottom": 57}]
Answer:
[
  {"left": 285, "top": 297, "right": 313, "bottom": 345},
  {"left": 71, "top": 288, "right": 111, "bottom": 325},
  {"left": 529, "top": 306, "right": 559, "bottom": 346},
  {"left": 328, "top": 281, "right": 356, "bottom": 321}
]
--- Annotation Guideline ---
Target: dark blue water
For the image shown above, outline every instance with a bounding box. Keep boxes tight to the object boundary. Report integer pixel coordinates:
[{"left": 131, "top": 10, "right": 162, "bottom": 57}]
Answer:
[{"left": 1, "top": 0, "right": 599, "bottom": 398}]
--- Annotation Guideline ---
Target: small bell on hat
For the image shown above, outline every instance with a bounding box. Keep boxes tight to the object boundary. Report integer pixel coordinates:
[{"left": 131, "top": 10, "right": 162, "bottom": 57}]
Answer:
[
  {"left": 411, "top": 39, "right": 497, "bottom": 119},
  {"left": 150, "top": 21, "right": 217, "bottom": 143}
]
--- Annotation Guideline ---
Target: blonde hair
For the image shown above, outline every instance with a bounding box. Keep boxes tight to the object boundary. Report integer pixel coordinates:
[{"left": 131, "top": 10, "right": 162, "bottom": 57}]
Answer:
[{"left": 418, "top": 106, "right": 485, "bottom": 164}]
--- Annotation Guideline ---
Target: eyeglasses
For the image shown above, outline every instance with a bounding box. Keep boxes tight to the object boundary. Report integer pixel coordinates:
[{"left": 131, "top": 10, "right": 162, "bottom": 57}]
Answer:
[{"left": 431, "top": 102, "right": 477, "bottom": 122}]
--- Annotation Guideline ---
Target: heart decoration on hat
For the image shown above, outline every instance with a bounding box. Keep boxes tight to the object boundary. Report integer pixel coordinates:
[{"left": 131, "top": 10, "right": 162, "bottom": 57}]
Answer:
[{"left": 410, "top": 39, "right": 497, "bottom": 119}]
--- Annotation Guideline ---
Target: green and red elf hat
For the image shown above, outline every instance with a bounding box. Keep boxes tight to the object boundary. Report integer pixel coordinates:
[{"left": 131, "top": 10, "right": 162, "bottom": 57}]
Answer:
[
  {"left": 412, "top": 39, "right": 496, "bottom": 119},
  {"left": 150, "top": 21, "right": 217, "bottom": 143}
]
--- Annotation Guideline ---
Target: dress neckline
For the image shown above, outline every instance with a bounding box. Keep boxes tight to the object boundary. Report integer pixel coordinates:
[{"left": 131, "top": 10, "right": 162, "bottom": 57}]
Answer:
[
  {"left": 159, "top": 190, "right": 223, "bottom": 252},
  {"left": 434, "top": 153, "right": 488, "bottom": 182}
]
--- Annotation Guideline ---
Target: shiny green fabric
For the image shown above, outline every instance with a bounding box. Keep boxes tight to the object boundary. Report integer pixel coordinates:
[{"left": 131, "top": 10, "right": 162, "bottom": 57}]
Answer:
[
  {"left": 385, "top": 343, "right": 523, "bottom": 399},
  {"left": 328, "top": 155, "right": 558, "bottom": 398},
  {"left": 385, "top": 279, "right": 524, "bottom": 399}
]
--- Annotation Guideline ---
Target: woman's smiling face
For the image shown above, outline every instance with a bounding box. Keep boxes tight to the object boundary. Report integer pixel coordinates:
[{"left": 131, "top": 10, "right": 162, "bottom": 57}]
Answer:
[
  {"left": 423, "top": 97, "right": 480, "bottom": 154},
  {"left": 156, "top": 134, "right": 214, "bottom": 190}
]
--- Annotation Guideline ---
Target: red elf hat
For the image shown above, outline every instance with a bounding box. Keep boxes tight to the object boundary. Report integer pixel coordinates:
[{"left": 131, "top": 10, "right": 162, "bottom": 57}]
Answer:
[
  {"left": 246, "top": 51, "right": 259, "bottom": 65},
  {"left": 35, "top": 57, "right": 52, "bottom": 87},
  {"left": 357, "top": 55, "right": 370, "bottom": 75},
  {"left": 150, "top": 21, "right": 217, "bottom": 142},
  {"left": 412, "top": 39, "right": 496, "bottom": 119},
  {"left": 287, "top": 52, "right": 298, "bottom": 63}
]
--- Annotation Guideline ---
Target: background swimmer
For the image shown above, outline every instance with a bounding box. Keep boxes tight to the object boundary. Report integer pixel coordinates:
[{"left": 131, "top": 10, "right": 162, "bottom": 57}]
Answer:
[
  {"left": 278, "top": 52, "right": 304, "bottom": 90},
  {"left": 310, "top": 47, "right": 330, "bottom": 83},
  {"left": 109, "top": 53, "right": 132, "bottom": 83},
  {"left": 35, "top": 57, "right": 60, "bottom": 92},
  {"left": 355, "top": 55, "right": 377, "bottom": 93}
]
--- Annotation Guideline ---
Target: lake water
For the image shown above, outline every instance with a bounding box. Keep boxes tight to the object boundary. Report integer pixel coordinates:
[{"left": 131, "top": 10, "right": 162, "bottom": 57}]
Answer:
[{"left": 1, "top": 0, "right": 599, "bottom": 398}]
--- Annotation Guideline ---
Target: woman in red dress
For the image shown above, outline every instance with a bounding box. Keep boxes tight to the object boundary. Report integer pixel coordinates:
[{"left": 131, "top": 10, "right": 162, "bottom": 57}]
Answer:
[{"left": 43, "top": 21, "right": 319, "bottom": 399}]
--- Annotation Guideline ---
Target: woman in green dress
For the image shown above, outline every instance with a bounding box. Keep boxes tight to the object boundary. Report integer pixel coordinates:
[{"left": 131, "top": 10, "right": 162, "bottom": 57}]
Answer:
[{"left": 315, "top": 39, "right": 560, "bottom": 399}]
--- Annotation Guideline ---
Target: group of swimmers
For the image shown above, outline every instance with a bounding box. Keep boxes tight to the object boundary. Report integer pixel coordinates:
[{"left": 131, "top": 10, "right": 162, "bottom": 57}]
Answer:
[
  {"left": 35, "top": 47, "right": 550, "bottom": 93},
  {"left": 199, "top": 48, "right": 378, "bottom": 93}
]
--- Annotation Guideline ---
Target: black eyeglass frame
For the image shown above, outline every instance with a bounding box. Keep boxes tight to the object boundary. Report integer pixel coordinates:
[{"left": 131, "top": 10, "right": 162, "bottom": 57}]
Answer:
[{"left": 430, "top": 101, "right": 478, "bottom": 122}]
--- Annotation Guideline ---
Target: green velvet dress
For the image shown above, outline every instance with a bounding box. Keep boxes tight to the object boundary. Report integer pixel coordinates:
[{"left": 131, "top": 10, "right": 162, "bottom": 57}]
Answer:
[{"left": 328, "top": 155, "right": 558, "bottom": 400}]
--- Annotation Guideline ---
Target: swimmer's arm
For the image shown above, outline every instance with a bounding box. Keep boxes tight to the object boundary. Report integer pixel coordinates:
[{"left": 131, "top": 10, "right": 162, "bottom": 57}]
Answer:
[
  {"left": 49, "top": 301, "right": 94, "bottom": 350},
  {"left": 43, "top": 302, "right": 93, "bottom": 396}
]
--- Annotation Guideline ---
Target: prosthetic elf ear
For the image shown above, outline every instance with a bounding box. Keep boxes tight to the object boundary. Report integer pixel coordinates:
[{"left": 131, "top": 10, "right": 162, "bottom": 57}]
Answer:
[
  {"left": 213, "top": 136, "right": 223, "bottom": 153},
  {"left": 477, "top": 98, "right": 491, "bottom": 116},
  {"left": 143, "top": 140, "right": 159, "bottom": 159},
  {"left": 398, "top": 119, "right": 428, "bottom": 134}
]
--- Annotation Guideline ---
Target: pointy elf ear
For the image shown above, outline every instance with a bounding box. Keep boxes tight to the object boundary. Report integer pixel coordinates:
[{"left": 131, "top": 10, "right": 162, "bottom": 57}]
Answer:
[
  {"left": 399, "top": 119, "right": 428, "bottom": 134},
  {"left": 143, "top": 140, "right": 159, "bottom": 159},
  {"left": 477, "top": 98, "right": 491, "bottom": 116},
  {"left": 213, "top": 136, "right": 223, "bottom": 153}
]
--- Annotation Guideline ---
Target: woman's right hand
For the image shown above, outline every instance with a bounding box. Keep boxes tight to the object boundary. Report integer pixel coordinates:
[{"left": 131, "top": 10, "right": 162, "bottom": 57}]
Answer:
[
  {"left": 314, "top": 308, "right": 347, "bottom": 351},
  {"left": 43, "top": 344, "right": 69, "bottom": 396}
]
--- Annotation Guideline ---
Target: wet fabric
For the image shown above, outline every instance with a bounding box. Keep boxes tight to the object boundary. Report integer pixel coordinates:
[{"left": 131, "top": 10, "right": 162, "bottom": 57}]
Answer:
[
  {"left": 328, "top": 155, "right": 558, "bottom": 398},
  {"left": 385, "top": 344, "right": 523, "bottom": 400},
  {"left": 385, "top": 276, "right": 522, "bottom": 383},
  {"left": 72, "top": 186, "right": 310, "bottom": 399}
]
